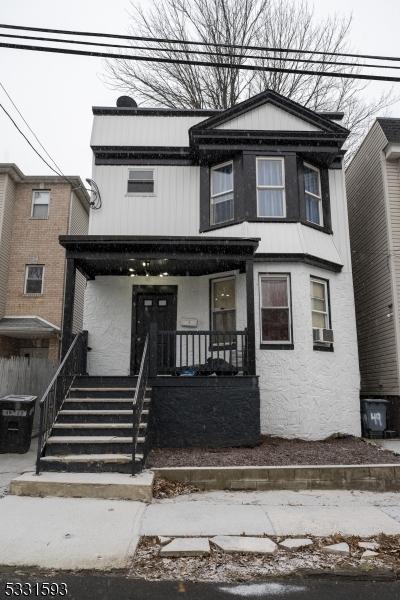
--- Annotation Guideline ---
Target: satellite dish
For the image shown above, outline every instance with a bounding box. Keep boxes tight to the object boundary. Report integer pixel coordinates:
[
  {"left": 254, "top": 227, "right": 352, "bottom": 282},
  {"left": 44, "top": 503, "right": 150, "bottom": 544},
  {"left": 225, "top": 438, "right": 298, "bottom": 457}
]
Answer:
[{"left": 116, "top": 96, "right": 138, "bottom": 108}]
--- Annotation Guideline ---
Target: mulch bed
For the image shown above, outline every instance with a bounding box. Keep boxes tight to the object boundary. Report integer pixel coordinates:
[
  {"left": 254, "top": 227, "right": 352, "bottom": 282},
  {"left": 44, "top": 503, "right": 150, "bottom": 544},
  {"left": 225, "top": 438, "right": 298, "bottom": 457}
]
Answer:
[{"left": 147, "top": 436, "right": 400, "bottom": 467}]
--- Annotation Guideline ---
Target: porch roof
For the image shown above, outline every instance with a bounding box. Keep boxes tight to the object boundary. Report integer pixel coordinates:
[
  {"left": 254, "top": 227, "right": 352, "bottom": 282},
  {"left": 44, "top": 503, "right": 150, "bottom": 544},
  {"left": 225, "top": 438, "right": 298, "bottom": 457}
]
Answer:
[{"left": 59, "top": 235, "right": 260, "bottom": 278}]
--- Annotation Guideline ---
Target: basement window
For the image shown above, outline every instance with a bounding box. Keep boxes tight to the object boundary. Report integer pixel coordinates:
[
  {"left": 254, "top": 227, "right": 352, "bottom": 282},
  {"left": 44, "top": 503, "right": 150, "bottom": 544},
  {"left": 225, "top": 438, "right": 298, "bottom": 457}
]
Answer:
[
  {"left": 24, "top": 265, "right": 44, "bottom": 295},
  {"left": 127, "top": 169, "right": 155, "bottom": 195}
]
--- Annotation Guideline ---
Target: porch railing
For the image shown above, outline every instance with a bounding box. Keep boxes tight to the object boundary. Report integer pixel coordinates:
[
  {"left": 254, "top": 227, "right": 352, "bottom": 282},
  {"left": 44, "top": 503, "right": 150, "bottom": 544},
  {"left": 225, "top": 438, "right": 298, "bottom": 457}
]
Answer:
[
  {"left": 132, "top": 333, "right": 150, "bottom": 474},
  {"left": 156, "top": 329, "right": 248, "bottom": 375},
  {"left": 35, "top": 331, "right": 87, "bottom": 475}
]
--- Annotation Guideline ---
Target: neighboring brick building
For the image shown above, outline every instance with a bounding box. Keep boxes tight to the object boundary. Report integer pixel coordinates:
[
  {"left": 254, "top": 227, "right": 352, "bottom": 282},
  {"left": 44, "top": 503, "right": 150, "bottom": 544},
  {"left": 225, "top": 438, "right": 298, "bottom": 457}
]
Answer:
[{"left": 0, "top": 164, "right": 89, "bottom": 360}]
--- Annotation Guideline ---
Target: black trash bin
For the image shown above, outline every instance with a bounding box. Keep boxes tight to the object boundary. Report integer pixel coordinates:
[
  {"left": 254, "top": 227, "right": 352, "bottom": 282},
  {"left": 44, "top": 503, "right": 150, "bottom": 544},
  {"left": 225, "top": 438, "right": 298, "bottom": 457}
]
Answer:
[
  {"left": 361, "top": 398, "right": 389, "bottom": 438},
  {"left": 0, "top": 395, "right": 37, "bottom": 454}
]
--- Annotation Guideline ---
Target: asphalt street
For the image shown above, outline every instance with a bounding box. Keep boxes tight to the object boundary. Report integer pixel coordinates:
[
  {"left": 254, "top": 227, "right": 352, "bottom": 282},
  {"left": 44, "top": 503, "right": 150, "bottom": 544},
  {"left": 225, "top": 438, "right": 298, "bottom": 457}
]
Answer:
[{"left": 0, "top": 573, "right": 399, "bottom": 600}]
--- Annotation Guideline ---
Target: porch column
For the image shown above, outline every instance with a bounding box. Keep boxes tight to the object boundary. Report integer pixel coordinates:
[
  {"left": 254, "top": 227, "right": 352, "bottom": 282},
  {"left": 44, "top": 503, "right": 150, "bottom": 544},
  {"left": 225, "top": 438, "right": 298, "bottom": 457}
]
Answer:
[
  {"left": 245, "top": 259, "right": 256, "bottom": 376},
  {"left": 61, "top": 257, "right": 76, "bottom": 358}
]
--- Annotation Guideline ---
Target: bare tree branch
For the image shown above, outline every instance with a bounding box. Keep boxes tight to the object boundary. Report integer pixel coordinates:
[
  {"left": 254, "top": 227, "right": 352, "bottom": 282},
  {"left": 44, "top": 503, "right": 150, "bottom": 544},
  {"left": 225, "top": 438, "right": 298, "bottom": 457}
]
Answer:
[{"left": 104, "top": 0, "right": 399, "bottom": 157}]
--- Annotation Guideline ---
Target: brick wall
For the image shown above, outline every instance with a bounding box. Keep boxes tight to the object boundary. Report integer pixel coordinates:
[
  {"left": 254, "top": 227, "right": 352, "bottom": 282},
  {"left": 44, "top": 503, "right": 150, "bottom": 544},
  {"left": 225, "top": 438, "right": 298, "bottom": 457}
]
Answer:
[{"left": 4, "top": 182, "right": 71, "bottom": 328}]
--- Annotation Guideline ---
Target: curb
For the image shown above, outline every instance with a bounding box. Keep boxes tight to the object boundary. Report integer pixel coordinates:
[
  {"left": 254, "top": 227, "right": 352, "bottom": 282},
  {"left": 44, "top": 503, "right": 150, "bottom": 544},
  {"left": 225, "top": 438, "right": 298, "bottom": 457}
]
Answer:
[{"left": 152, "top": 463, "right": 400, "bottom": 492}]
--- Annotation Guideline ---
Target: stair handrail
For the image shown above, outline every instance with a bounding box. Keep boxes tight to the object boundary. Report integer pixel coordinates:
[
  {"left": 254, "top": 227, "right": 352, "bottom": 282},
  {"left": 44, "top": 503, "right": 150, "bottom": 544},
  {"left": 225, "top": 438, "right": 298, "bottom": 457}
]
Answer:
[
  {"left": 132, "top": 333, "right": 150, "bottom": 475},
  {"left": 35, "top": 332, "right": 86, "bottom": 475}
]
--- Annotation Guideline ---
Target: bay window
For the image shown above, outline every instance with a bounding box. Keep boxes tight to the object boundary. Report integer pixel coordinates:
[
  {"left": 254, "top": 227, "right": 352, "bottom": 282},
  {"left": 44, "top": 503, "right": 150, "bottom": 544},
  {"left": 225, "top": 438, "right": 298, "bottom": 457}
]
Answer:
[
  {"left": 257, "top": 157, "right": 286, "bottom": 217},
  {"left": 304, "top": 163, "right": 323, "bottom": 226},
  {"left": 210, "top": 161, "right": 234, "bottom": 225}
]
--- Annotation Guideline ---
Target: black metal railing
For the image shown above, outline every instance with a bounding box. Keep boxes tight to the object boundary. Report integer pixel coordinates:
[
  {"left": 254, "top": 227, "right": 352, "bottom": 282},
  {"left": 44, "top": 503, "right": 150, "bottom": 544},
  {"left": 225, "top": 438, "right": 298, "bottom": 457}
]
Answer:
[
  {"left": 132, "top": 333, "right": 150, "bottom": 474},
  {"left": 35, "top": 331, "right": 87, "bottom": 474},
  {"left": 157, "top": 329, "right": 248, "bottom": 375}
]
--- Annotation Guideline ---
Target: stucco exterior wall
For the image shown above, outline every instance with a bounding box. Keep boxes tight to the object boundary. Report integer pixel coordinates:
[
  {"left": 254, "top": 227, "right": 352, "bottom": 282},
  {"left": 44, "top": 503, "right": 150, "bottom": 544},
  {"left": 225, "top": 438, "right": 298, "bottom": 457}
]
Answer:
[
  {"left": 254, "top": 262, "right": 360, "bottom": 440},
  {"left": 83, "top": 264, "right": 360, "bottom": 440}
]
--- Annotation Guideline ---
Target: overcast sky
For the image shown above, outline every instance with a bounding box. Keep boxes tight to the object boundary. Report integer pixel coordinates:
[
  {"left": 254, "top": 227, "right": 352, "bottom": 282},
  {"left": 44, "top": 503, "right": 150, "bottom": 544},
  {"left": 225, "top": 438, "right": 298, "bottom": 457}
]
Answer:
[{"left": 1, "top": 0, "right": 400, "bottom": 181}]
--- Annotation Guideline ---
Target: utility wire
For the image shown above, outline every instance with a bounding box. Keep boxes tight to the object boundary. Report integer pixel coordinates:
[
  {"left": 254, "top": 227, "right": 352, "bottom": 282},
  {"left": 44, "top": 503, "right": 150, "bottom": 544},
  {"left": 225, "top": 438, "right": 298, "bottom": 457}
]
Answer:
[
  {"left": 1, "top": 31, "right": 400, "bottom": 71},
  {"left": 0, "top": 102, "right": 67, "bottom": 178},
  {"left": 1, "top": 22, "right": 400, "bottom": 63},
  {"left": 0, "top": 80, "right": 65, "bottom": 175},
  {"left": 0, "top": 96, "right": 92, "bottom": 197},
  {"left": 2, "top": 41, "right": 400, "bottom": 83}
]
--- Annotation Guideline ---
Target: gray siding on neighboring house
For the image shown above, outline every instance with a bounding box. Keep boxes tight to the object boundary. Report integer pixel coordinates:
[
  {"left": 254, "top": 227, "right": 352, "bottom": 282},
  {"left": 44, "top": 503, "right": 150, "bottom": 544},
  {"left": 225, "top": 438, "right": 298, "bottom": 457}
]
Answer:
[
  {"left": 386, "top": 159, "right": 400, "bottom": 338},
  {"left": 0, "top": 174, "right": 16, "bottom": 319},
  {"left": 68, "top": 192, "right": 89, "bottom": 333},
  {"left": 346, "top": 122, "right": 399, "bottom": 395}
]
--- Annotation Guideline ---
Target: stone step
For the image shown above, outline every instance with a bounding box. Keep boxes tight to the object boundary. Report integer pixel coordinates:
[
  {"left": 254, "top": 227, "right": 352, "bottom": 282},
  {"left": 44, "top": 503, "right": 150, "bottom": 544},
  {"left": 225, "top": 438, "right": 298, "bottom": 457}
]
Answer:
[
  {"left": 47, "top": 436, "right": 144, "bottom": 444},
  {"left": 57, "top": 410, "right": 132, "bottom": 423},
  {"left": 64, "top": 399, "right": 135, "bottom": 410},
  {"left": 10, "top": 471, "right": 154, "bottom": 501},
  {"left": 39, "top": 453, "right": 144, "bottom": 474}
]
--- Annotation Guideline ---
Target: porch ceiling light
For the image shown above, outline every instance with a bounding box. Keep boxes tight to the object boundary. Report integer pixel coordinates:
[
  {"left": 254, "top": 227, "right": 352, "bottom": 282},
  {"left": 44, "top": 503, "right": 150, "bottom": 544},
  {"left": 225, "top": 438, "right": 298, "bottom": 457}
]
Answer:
[
  {"left": 130, "top": 274, "right": 136, "bottom": 277},
  {"left": 162, "top": 272, "right": 169, "bottom": 276},
  {"left": 129, "top": 268, "right": 135, "bottom": 272}
]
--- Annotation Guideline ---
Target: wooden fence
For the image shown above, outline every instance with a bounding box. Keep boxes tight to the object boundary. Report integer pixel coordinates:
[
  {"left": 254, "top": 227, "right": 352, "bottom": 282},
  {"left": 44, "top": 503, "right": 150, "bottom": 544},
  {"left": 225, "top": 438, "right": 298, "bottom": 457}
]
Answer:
[{"left": 0, "top": 357, "right": 57, "bottom": 435}]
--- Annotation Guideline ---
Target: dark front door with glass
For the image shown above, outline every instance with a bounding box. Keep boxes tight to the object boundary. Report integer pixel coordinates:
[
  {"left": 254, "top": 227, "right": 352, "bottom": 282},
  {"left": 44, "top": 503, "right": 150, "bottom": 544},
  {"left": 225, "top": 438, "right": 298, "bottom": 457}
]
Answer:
[{"left": 132, "top": 288, "right": 177, "bottom": 374}]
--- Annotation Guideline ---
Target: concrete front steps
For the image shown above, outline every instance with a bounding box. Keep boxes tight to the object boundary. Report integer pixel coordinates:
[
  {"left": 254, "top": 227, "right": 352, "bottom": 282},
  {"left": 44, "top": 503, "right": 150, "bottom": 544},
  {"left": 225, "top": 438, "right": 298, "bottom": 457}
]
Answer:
[
  {"left": 38, "top": 376, "right": 151, "bottom": 475},
  {"left": 11, "top": 470, "right": 154, "bottom": 501}
]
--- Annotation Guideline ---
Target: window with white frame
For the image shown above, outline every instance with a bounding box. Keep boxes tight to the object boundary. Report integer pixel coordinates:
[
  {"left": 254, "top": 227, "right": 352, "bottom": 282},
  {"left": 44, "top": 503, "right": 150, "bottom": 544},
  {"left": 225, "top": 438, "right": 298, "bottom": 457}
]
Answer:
[
  {"left": 211, "top": 277, "right": 236, "bottom": 331},
  {"left": 257, "top": 157, "right": 286, "bottom": 217},
  {"left": 311, "top": 277, "right": 330, "bottom": 331},
  {"left": 304, "top": 163, "right": 323, "bottom": 225},
  {"left": 24, "top": 265, "right": 44, "bottom": 294},
  {"left": 31, "top": 190, "right": 50, "bottom": 218},
  {"left": 210, "top": 161, "right": 234, "bottom": 225},
  {"left": 127, "top": 169, "right": 155, "bottom": 194},
  {"left": 259, "top": 274, "right": 291, "bottom": 344}
]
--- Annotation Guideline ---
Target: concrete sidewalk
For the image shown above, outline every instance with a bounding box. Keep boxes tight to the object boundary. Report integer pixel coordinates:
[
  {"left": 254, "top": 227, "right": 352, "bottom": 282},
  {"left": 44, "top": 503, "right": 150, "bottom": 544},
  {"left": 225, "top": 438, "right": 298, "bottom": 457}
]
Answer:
[
  {"left": 2, "top": 488, "right": 400, "bottom": 570},
  {"left": 142, "top": 489, "right": 400, "bottom": 537}
]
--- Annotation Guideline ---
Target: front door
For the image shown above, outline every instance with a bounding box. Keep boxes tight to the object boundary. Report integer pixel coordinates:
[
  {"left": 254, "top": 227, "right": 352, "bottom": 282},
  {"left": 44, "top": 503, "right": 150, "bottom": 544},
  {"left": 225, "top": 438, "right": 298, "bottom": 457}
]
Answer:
[{"left": 132, "top": 286, "right": 177, "bottom": 374}]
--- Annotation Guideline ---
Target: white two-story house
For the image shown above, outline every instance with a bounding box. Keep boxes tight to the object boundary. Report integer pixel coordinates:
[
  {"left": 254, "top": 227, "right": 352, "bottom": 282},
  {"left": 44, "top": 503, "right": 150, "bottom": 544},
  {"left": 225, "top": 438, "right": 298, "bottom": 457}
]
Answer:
[{"left": 41, "top": 90, "right": 361, "bottom": 473}]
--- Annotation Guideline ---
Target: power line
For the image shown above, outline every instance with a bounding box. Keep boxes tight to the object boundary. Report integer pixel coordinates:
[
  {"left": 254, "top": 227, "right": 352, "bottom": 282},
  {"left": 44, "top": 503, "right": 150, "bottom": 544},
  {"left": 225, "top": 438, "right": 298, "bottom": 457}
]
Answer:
[
  {"left": 0, "top": 102, "right": 67, "bottom": 178},
  {"left": 0, "top": 80, "right": 65, "bottom": 175},
  {"left": 2, "top": 40, "right": 400, "bottom": 83},
  {"left": 0, "top": 94, "right": 92, "bottom": 197},
  {"left": 1, "top": 31, "right": 400, "bottom": 72},
  {"left": 1, "top": 22, "right": 400, "bottom": 64}
]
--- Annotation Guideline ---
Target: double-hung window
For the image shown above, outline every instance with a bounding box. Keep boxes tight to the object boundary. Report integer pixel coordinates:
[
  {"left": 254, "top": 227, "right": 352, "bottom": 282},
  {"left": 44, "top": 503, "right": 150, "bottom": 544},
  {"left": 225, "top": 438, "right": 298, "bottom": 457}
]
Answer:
[
  {"left": 31, "top": 190, "right": 50, "bottom": 218},
  {"left": 311, "top": 277, "right": 333, "bottom": 347},
  {"left": 257, "top": 157, "right": 285, "bottom": 217},
  {"left": 259, "top": 274, "right": 292, "bottom": 344},
  {"left": 127, "top": 169, "right": 155, "bottom": 194},
  {"left": 304, "top": 163, "right": 323, "bottom": 226},
  {"left": 210, "top": 161, "right": 234, "bottom": 225},
  {"left": 24, "top": 265, "right": 44, "bottom": 294},
  {"left": 211, "top": 277, "right": 236, "bottom": 331}
]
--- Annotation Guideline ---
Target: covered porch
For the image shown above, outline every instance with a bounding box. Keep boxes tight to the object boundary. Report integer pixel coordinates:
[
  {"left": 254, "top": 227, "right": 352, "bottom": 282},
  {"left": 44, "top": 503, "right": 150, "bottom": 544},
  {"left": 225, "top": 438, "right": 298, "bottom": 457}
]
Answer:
[{"left": 59, "top": 235, "right": 260, "bottom": 379}]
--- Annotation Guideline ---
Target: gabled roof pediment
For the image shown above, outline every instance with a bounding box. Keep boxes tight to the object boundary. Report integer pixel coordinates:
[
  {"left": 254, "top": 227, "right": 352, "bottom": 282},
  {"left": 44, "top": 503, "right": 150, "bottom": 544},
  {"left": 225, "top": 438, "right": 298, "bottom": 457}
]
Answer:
[{"left": 191, "top": 90, "right": 348, "bottom": 136}]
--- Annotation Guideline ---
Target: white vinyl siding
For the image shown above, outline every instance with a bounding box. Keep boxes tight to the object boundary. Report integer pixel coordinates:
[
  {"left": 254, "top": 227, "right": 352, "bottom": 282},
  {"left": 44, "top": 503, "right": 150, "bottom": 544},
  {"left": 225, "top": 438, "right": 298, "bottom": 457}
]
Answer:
[
  {"left": 216, "top": 103, "right": 320, "bottom": 131},
  {"left": 346, "top": 122, "right": 399, "bottom": 394}
]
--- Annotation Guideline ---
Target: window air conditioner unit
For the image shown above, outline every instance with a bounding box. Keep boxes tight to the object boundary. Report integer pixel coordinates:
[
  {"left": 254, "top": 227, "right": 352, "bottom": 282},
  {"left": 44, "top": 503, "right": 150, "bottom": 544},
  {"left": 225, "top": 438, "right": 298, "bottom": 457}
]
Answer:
[{"left": 313, "top": 328, "right": 334, "bottom": 343}]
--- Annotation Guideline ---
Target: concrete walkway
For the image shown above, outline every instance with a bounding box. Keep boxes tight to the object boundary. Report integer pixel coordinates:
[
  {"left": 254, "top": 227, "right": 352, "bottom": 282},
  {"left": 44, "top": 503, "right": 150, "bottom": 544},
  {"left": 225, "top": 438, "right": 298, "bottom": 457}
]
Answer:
[
  {"left": 2, "top": 488, "right": 400, "bottom": 569},
  {"left": 0, "top": 441, "right": 36, "bottom": 496}
]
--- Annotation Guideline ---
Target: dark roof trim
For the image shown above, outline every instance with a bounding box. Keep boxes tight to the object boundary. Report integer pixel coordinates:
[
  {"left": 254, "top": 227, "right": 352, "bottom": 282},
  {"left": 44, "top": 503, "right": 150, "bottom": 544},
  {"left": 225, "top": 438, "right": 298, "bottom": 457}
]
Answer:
[
  {"left": 254, "top": 253, "right": 342, "bottom": 273},
  {"left": 59, "top": 235, "right": 260, "bottom": 257},
  {"left": 377, "top": 118, "right": 400, "bottom": 144},
  {"left": 190, "top": 90, "right": 349, "bottom": 136},
  {"left": 92, "top": 107, "right": 220, "bottom": 117},
  {"left": 317, "top": 111, "right": 345, "bottom": 122}
]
